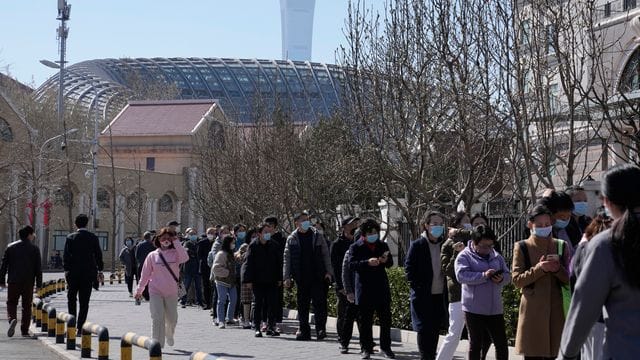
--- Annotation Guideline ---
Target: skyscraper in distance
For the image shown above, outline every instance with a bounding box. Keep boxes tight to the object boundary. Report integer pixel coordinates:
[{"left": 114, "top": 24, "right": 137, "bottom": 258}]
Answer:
[{"left": 280, "top": 0, "right": 315, "bottom": 61}]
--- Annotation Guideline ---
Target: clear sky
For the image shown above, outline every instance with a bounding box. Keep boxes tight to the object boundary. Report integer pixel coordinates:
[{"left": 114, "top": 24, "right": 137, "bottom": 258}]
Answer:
[{"left": 0, "top": 0, "right": 382, "bottom": 88}]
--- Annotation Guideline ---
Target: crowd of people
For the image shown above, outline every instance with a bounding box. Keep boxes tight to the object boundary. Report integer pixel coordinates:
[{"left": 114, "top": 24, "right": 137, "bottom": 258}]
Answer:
[{"left": 1, "top": 164, "right": 640, "bottom": 360}]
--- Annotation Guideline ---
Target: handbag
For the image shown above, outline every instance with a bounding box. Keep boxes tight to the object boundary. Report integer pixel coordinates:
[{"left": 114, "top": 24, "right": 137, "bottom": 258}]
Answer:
[{"left": 158, "top": 252, "right": 186, "bottom": 299}]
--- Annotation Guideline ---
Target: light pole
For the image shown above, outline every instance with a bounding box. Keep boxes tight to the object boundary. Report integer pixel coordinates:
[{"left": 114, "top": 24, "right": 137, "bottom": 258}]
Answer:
[
  {"left": 41, "top": 60, "right": 100, "bottom": 232},
  {"left": 36, "top": 128, "right": 78, "bottom": 266}
]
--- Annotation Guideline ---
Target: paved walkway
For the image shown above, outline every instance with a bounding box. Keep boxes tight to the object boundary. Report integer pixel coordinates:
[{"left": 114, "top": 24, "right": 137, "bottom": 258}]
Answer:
[
  {"left": 25, "top": 273, "right": 517, "bottom": 359},
  {"left": 0, "top": 287, "right": 67, "bottom": 360}
]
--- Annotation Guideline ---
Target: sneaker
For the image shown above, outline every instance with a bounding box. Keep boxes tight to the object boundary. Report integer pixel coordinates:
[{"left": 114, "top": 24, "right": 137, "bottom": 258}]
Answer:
[
  {"left": 340, "top": 346, "right": 349, "bottom": 354},
  {"left": 7, "top": 319, "right": 16, "bottom": 337},
  {"left": 181, "top": 303, "right": 186, "bottom": 309},
  {"left": 295, "top": 331, "right": 311, "bottom": 341},
  {"left": 218, "top": 323, "right": 226, "bottom": 329},
  {"left": 166, "top": 336, "right": 174, "bottom": 346},
  {"left": 316, "top": 329, "right": 327, "bottom": 340},
  {"left": 226, "top": 320, "right": 235, "bottom": 325},
  {"left": 21, "top": 333, "right": 36, "bottom": 339},
  {"left": 361, "top": 351, "right": 372, "bottom": 359},
  {"left": 128, "top": 292, "right": 133, "bottom": 298},
  {"left": 242, "top": 321, "right": 252, "bottom": 329},
  {"left": 254, "top": 330, "right": 263, "bottom": 337},
  {"left": 382, "top": 349, "right": 396, "bottom": 359}
]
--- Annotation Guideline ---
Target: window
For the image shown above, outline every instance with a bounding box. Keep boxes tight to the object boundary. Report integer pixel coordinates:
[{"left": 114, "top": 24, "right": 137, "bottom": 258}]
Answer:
[
  {"left": 158, "top": 194, "right": 174, "bottom": 212},
  {"left": 0, "top": 118, "right": 13, "bottom": 142},
  {"left": 604, "top": 2, "right": 611, "bottom": 17},
  {"left": 625, "top": 0, "right": 637, "bottom": 11},
  {"left": 53, "top": 230, "right": 67, "bottom": 251},
  {"left": 97, "top": 188, "right": 110, "bottom": 208},
  {"left": 619, "top": 47, "right": 640, "bottom": 92},
  {"left": 546, "top": 24, "right": 556, "bottom": 55},
  {"left": 146, "top": 157, "right": 155, "bottom": 171},
  {"left": 96, "top": 231, "right": 109, "bottom": 251}
]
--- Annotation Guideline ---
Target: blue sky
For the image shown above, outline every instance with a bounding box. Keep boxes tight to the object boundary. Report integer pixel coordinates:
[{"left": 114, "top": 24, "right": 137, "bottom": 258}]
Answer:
[{"left": 0, "top": 0, "right": 383, "bottom": 87}]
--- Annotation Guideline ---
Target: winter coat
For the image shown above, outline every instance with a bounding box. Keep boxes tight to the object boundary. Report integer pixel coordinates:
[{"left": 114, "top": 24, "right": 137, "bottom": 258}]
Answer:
[
  {"left": 118, "top": 246, "right": 136, "bottom": 277},
  {"left": 441, "top": 237, "right": 462, "bottom": 303},
  {"left": 347, "top": 239, "right": 393, "bottom": 306},
  {"left": 0, "top": 239, "right": 42, "bottom": 288},
  {"left": 241, "top": 239, "right": 282, "bottom": 285},
  {"left": 455, "top": 242, "right": 510, "bottom": 315},
  {"left": 330, "top": 234, "right": 353, "bottom": 291},
  {"left": 404, "top": 235, "right": 447, "bottom": 333},
  {"left": 196, "top": 237, "right": 213, "bottom": 275},
  {"left": 212, "top": 250, "right": 236, "bottom": 287},
  {"left": 137, "top": 239, "right": 189, "bottom": 297},
  {"left": 511, "top": 235, "right": 570, "bottom": 357},
  {"left": 283, "top": 228, "right": 333, "bottom": 284}
]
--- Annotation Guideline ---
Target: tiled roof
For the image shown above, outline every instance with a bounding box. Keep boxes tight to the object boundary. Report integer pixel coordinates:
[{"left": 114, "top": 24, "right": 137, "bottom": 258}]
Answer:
[{"left": 103, "top": 99, "right": 216, "bottom": 136}]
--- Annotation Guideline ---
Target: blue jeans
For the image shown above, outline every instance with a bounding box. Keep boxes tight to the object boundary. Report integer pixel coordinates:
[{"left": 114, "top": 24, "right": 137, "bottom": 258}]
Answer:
[
  {"left": 216, "top": 284, "right": 237, "bottom": 323},
  {"left": 181, "top": 272, "right": 203, "bottom": 305}
]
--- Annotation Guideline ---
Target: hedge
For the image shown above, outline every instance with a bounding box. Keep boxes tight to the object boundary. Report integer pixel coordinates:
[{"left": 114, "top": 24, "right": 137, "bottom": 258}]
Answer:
[{"left": 284, "top": 266, "right": 521, "bottom": 341}]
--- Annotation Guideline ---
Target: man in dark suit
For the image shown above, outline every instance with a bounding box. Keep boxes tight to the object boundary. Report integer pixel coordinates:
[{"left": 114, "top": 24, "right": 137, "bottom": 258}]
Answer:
[{"left": 64, "top": 214, "right": 104, "bottom": 332}]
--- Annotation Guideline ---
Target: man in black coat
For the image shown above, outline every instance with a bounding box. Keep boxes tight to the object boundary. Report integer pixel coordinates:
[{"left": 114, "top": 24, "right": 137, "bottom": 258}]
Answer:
[
  {"left": 264, "top": 216, "right": 285, "bottom": 324},
  {"left": 348, "top": 219, "right": 395, "bottom": 359},
  {"left": 134, "top": 230, "right": 155, "bottom": 300},
  {"left": 197, "top": 227, "right": 216, "bottom": 310},
  {"left": 405, "top": 211, "right": 447, "bottom": 360},
  {"left": 0, "top": 225, "right": 42, "bottom": 337},
  {"left": 64, "top": 214, "right": 104, "bottom": 332},
  {"left": 330, "top": 216, "right": 360, "bottom": 353}
]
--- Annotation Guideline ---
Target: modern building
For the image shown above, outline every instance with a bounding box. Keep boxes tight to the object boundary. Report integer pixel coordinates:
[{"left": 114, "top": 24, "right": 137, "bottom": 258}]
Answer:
[
  {"left": 35, "top": 57, "right": 345, "bottom": 125},
  {"left": 280, "top": 0, "right": 316, "bottom": 61}
]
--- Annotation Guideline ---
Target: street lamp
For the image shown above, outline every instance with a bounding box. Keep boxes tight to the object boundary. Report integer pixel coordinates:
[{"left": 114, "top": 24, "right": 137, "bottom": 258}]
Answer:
[
  {"left": 41, "top": 59, "right": 100, "bottom": 232},
  {"left": 35, "top": 127, "right": 78, "bottom": 266}
]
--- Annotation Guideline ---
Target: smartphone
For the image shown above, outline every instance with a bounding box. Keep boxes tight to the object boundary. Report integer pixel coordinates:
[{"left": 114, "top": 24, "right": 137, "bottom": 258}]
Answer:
[
  {"left": 492, "top": 269, "right": 504, "bottom": 277},
  {"left": 546, "top": 254, "right": 560, "bottom": 262}
]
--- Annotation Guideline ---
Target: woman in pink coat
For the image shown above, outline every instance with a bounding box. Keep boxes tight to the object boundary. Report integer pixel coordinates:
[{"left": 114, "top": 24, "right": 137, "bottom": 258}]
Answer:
[{"left": 135, "top": 227, "right": 189, "bottom": 348}]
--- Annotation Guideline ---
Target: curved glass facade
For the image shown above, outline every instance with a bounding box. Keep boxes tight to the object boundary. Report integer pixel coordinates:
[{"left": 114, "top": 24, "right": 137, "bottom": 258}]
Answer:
[{"left": 35, "top": 57, "right": 346, "bottom": 123}]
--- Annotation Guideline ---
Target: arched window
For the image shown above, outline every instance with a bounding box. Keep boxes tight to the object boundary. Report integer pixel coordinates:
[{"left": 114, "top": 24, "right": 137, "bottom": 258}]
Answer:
[
  {"left": 126, "top": 190, "right": 147, "bottom": 211},
  {"left": 158, "top": 194, "right": 174, "bottom": 212},
  {"left": 620, "top": 48, "right": 640, "bottom": 93},
  {"left": 0, "top": 118, "right": 13, "bottom": 142},
  {"left": 53, "top": 186, "right": 73, "bottom": 207},
  {"left": 97, "top": 188, "right": 110, "bottom": 208}
]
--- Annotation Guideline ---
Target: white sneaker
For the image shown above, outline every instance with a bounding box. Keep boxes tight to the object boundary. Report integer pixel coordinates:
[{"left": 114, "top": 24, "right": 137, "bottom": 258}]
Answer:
[
  {"left": 166, "top": 336, "right": 174, "bottom": 346},
  {"left": 218, "top": 323, "right": 226, "bottom": 329}
]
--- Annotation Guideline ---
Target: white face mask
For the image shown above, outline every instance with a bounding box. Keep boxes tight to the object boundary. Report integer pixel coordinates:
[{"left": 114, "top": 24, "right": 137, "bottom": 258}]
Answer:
[{"left": 207, "top": 234, "right": 215, "bottom": 240}]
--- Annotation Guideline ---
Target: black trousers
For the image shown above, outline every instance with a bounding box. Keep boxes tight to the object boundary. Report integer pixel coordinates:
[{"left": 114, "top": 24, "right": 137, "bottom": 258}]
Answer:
[
  {"left": 201, "top": 271, "right": 212, "bottom": 308},
  {"left": 67, "top": 279, "right": 93, "bottom": 331},
  {"left": 6, "top": 282, "right": 34, "bottom": 334},
  {"left": 296, "top": 281, "right": 327, "bottom": 334},
  {"left": 465, "top": 312, "right": 509, "bottom": 360},
  {"left": 252, "top": 283, "right": 278, "bottom": 329},
  {"left": 416, "top": 294, "right": 446, "bottom": 360},
  {"left": 336, "top": 291, "right": 359, "bottom": 347},
  {"left": 358, "top": 301, "right": 392, "bottom": 352}
]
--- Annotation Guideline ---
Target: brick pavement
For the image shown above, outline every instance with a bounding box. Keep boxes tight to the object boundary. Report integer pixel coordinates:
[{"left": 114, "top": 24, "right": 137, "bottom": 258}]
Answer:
[{"left": 32, "top": 273, "right": 515, "bottom": 359}]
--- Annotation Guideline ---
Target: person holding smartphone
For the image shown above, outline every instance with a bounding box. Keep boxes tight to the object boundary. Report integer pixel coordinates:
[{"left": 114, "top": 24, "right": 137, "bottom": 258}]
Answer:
[{"left": 455, "top": 225, "right": 510, "bottom": 360}]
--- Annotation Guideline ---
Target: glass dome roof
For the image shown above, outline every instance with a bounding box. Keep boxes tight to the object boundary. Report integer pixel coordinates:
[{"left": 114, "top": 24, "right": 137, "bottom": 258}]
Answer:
[{"left": 35, "top": 57, "right": 346, "bottom": 123}]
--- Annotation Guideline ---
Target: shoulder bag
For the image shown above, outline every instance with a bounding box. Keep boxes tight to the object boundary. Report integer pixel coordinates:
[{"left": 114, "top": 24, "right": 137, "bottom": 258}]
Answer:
[{"left": 158, "top": 252, "right": 187, "bottom": 299}]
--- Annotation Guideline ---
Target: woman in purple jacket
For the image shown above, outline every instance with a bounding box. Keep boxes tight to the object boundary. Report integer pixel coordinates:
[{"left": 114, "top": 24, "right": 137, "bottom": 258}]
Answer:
[{"left": 455, "top": 225, "right": 510, "bottom": 360}]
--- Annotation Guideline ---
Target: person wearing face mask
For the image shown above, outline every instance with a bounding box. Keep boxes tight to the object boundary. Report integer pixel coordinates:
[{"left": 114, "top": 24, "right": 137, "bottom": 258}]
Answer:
[
  {"left": 330, "top": 216, "right": 361, "bottom": 354},
  {"left": 197, "top": 227, "right": 217, "bottom": 310},
  {"left": 566, "top": 185, "right": 592, "bottom": 234},
  {"left": 512, "top": 205, "right": 570, "bottom": 360},
  {"left": 263, "top": 216, "right": 286, "bottom": 326},
  {"left": 180, "top": 228, "right": 203, "bottom": 308},
  {"left": 455, "top": 225, "right": 510, "bottom": 360},
  {"left": 538, "top": 191, "right": 580, "bottom": 252},
  {"left": 135, "top": 227, "right": 189, "bottom": 348},
  {"left": 347, "top": 219, "right": 394, "bottom": 359},
  {"left": 233, "top": 224, "right": 247, "bottom": 251},
  {"left": 242, "top": 223, "right": 282, "bottom": 337},
  {"left": 119, "top": 237, "right": 138, "bottom": 297},
  {"left": 437, "top": 211, "right": 473, "bottom": 360},
  {"left": 208, "top": 225, "right": 230, "bottom": 324},
  {"left": 560, "top": 164, "right": 640, "bottom": 360},
  {"left": 283, "top": 212, "right": 333, "bottom": 341},
  {"left": 405, "top": 211, "right": 447, "bottom": 360}
]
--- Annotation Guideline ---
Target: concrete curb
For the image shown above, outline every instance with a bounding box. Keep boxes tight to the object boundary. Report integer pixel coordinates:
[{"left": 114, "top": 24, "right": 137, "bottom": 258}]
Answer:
[{"left": 283, "top": 308, "right": 419, "bottom": 344}]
